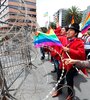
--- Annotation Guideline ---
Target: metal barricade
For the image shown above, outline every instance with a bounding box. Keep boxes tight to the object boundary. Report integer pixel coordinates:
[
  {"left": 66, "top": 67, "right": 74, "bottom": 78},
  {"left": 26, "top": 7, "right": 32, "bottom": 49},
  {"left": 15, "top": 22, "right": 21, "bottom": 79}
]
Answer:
[
  {"left": 0, "top": 31, "right": 37, "bottom": 100},
  {"left": 0, "top": 0, "right": 37, "bottom": 99}
]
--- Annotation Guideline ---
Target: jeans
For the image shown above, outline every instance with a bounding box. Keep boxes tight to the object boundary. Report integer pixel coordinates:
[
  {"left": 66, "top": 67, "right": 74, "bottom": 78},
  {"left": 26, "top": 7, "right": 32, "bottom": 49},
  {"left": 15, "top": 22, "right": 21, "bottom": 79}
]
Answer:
[
  {"left": 53, "top": 58, "right": 59, "bottom": 71},
  {"left": 40, "top": 47, "right": 45, "bottom": 58}
]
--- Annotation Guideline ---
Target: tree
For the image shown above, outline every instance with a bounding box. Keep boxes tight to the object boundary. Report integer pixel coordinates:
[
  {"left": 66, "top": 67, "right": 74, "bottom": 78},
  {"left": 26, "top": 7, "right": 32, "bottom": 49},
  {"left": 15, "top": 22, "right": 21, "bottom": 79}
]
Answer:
[
  {"left": 48, "top": 22, "right": 56, "bottom": 29},
  {"left": 65, "top": 6, "right": 82, "bottom": 25}
]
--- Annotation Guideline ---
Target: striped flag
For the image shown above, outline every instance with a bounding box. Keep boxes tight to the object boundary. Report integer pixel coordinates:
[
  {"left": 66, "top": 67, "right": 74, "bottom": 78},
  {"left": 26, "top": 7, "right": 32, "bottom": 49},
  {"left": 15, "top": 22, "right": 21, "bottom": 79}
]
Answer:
[
  {"left": 81, "top": 12, "right": 90, "bottom": 34},
  {"left": 33, "top": 28, "right": 62, "bottom": 48},
  {"left": 43, "top": 12, "right": 48, "bottom": 17},
  {"left": 71, "top": 16, "right": 74, "bottom": 24}
]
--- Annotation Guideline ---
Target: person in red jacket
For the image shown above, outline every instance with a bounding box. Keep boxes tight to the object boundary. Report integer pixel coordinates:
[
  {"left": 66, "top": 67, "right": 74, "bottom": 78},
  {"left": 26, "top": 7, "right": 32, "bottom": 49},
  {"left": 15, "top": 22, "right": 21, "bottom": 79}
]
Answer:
[
  {"left": 48, "top": 22, "right": 61, "bottom": 72},
  {"left": 52, "top": 23, "right": 87, "bottom": 100},
  {"left": 50, "top": 26, "right": 68, "bottom": 72}
]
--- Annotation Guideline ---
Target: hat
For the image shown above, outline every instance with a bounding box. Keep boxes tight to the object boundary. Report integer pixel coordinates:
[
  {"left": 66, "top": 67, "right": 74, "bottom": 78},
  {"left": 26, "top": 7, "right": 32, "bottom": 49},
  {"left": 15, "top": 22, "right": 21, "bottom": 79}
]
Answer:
[{"left": 69, "top": 23, "right": 80, "bottom": 32}]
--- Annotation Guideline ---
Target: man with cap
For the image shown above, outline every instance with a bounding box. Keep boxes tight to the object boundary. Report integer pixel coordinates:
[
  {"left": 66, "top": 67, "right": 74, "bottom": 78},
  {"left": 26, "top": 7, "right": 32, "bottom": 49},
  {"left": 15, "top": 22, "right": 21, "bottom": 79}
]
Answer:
[{"left": 52, "top": 23, "right": 87, "bottom": 100}]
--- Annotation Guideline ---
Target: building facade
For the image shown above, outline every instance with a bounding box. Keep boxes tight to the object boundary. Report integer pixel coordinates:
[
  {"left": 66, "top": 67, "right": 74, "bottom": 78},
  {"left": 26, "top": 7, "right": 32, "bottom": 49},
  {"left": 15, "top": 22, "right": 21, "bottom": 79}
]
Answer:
[
  {"left": 53, "top": 9, "right": 67, "bottom": 27},
  {"left": 0, "top": 0, "right": 36, "bottom": 30}
]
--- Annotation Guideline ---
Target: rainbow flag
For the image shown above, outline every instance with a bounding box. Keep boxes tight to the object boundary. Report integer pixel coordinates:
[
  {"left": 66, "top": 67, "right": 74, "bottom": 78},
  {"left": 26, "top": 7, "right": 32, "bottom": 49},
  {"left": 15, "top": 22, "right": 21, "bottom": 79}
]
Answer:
[
  {"left": 34, "top": 29, "right": 62, "bottom": 48},
  {"left": 81, "top": 12, "right": 90, "bottom": 34},
  {"left": 43, "top": 12, "right": 48, "bottom": 17}
]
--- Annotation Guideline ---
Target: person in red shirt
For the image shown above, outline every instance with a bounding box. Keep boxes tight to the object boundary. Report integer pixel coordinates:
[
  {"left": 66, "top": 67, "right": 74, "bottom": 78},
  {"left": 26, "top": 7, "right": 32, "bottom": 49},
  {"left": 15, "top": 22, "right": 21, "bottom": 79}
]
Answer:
[
  {"left": 52, "top": 23, "right": 87, "bottom": 100},
  {"left": 48, "top": 22, "right": 61, "bottom": 72},
  {"left": 50, "top": 26, "right": 68, "bottom": 72}
]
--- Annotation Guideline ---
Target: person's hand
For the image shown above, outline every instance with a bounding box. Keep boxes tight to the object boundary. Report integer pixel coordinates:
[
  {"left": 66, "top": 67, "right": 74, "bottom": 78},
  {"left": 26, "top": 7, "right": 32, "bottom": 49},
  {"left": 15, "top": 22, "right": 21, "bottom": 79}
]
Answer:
[
  {"left": 62, "top": 58, "right": 76, "bottom": 65},
  {"left": 35, "top": 31, "right": 40, "bottom": 36},
  {"left": 62, "top": 46, "right": 70, "bottom": 52},
  {"left": 56, "top": 22, "right": 59, "bottom": 27}
]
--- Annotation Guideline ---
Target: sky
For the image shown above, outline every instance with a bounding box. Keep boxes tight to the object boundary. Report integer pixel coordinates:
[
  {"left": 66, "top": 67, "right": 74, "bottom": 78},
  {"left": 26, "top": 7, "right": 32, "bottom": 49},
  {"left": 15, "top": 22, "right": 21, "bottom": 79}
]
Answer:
[{"left": 36, "top": 0, "right": 90, "bottom": 27}]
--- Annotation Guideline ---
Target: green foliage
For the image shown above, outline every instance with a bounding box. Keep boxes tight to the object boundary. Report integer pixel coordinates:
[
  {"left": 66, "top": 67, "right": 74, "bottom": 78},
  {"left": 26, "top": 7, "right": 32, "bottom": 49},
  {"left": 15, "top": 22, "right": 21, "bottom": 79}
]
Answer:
[
  {"left": 65, "top": 6, "right": 83, "bottom": 25},
  {"left": 40, "top": 27, "right": 48, "bottom": 33},
  {"left": 48, "top": 22, "right": 56, "bottom": 29}
]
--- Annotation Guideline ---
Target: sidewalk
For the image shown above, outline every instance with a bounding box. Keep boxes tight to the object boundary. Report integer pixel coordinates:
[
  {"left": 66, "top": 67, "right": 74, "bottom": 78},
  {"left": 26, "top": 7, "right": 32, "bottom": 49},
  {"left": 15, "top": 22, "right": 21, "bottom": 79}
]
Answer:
[{"left": 14, "top": 49, "right": 90, "bottom": 100}]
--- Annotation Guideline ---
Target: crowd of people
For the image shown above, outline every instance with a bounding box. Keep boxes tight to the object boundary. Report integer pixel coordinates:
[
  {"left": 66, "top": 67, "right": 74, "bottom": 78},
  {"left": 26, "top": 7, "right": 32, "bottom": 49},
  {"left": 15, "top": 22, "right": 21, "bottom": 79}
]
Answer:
[{"left": 35, "top": 22, "right": 90, "bottom": 100}]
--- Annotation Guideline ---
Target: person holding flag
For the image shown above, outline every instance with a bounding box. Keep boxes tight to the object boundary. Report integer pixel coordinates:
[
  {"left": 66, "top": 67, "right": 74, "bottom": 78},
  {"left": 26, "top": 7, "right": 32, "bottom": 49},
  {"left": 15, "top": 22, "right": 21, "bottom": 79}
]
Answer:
[
  {"left": 34, "top": 23, "right": 87, "bottom": 100},
  {"left": 51, "top": 23, "right": 87, "bottom": 100}
]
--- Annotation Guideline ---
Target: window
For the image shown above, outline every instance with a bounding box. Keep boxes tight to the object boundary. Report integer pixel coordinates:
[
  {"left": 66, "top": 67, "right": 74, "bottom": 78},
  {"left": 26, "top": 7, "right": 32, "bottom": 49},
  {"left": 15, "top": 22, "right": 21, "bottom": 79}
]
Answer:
[
  {"left": 9, "top": 0, "right": 18, "bottom": 2},
  {"left": 30, "top": 8, "right": 36, "bottom": 12},
  {"left": 26, "top": 1, "right": 36, "bottom": 6}
]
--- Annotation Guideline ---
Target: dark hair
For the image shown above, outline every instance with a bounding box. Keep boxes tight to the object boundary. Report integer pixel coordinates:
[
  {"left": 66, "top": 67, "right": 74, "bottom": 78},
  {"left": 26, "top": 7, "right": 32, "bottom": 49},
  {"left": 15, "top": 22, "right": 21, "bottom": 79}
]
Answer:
[
  {"left": 64, "top": 26, "right": 69, "bottom": 32},
  {"left": 40, "top": 27, "right": 47, "bottom": 33},
  {"left": 88, "top": 28, "right": 90, "bottom": 31},
  {"left": 75, "top": 31, "right": 79, "bottom": 37}
]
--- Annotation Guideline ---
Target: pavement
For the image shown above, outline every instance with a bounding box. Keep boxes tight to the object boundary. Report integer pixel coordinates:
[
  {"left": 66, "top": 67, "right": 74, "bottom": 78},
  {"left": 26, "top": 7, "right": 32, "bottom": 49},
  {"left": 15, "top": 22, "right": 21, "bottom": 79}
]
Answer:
[{"left": 10, "top": 49, "right": 90, "bottom": 100}]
